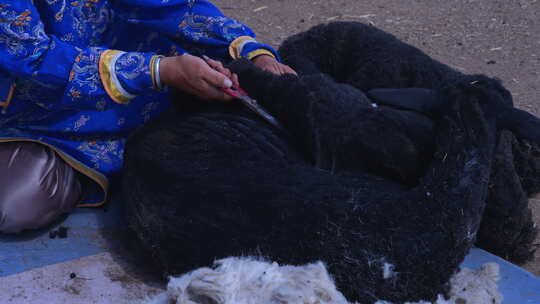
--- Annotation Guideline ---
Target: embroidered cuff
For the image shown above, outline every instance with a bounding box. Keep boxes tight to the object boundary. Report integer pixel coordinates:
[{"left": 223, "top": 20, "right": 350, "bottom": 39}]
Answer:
[
  {"left": 228, "top": 36, "right": 281, "bottom": 62},
  {"left": 229, "top": 36, "right": 256, "bottom": 59},
  {"left": 99, "top": 50, "right": 136, "bottom": 104},
  {"left": 114, "top": 52, "right": 156, "bottom": 95}
]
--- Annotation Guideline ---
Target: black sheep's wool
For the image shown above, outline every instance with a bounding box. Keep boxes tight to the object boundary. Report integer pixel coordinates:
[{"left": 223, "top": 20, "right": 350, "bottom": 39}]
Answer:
[{"left": 122, "top": 22, "right": 540, "bottom": 303}]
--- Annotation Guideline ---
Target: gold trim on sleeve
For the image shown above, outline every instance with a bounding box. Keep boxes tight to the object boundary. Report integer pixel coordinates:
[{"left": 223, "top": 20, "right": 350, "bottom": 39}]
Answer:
[
  {"left": 228, "top": 36, "right": 257, "bottom": 60},
  {"left": 246, "top": 49, "right": 276, "bottom": 61},
  {"left": 149, "top": 55, "right": 158, "bottom": 90},
  {"left": 99, "top": 50, "right": 136, "bottom": 104},
  {"left": 0, "top": 83, "right": 15, "bottom": 113}
]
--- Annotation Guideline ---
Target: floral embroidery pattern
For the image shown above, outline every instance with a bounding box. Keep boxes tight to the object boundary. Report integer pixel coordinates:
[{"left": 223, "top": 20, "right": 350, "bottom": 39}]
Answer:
[
  {"left": 179, "top": 13, "right": 248, "bottom": 42},
  {"left": 73, "top": 114, "right": 90, "bottom": 131},
  {"left": 78, "top": 139, "right": 123, "bottom": 169},
  {"left": 69, "top": 48, "right": 104, "bottom": 95},
  {"left": 46, "top": 0, "right": 111, "bottom": 46},
  {"left": 114, "top": 52, "right": 154, "bottom": 92},
  {"left": 0, "top": 5, "right": 48, "bottom": 58}
]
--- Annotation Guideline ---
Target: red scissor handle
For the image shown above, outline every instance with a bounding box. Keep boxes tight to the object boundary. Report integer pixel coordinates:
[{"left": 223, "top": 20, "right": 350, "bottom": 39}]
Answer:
[{"left": 222, "top": 87, "right": 249, "bottom": 99}]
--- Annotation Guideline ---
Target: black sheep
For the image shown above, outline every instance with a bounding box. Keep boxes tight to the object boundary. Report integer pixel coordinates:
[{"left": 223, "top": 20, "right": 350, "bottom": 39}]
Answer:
[{"left": 122, "top": 22, "right": 540, "bottom": 303}]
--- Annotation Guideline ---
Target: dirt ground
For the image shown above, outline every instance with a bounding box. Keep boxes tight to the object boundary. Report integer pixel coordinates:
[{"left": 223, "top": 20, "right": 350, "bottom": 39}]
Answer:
[{"left": 213, "top": 0, "right": 540, "bottom": 276}]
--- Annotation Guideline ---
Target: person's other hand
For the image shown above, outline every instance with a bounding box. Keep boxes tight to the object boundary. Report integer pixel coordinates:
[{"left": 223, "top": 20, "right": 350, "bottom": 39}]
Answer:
[
  {"left": 252, "top": 55, "right": 297, "bottom": 76},
  {"left": 159, "top": 54, "right": 234, "bottom": 102}
]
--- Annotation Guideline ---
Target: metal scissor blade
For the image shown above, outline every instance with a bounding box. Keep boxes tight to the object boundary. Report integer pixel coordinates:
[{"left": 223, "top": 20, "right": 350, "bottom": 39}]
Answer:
[
  {"left": 221, "top": 87, "right": 283, "bottom": 130},
  {"left": 236, "top": 94, "right": 284, "bottom": 130}
]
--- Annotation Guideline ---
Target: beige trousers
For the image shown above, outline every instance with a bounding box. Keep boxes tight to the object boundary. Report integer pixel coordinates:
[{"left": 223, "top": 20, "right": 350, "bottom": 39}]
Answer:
[{"left": 0, "top": 142, "right": 81, "bottom": 233}]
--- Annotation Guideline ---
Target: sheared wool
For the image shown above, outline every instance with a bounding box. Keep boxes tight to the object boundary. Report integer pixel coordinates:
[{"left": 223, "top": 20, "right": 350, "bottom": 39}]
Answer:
[
  {"left": 444, "top": 263, "right": 502, "bottom": 304},
  {"left": 141, "top": 258, "right": 502, "bottom": 304}
]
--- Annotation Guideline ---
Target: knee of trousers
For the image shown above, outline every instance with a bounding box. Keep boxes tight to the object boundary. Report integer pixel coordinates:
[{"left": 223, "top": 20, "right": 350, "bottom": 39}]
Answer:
[{"left": 0, "top": 142, "right": 82, "bottom": 234}]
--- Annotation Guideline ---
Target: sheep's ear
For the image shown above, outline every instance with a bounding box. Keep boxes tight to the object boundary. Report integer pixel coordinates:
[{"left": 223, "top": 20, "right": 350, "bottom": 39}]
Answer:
[
  {"left": 500, "top": 108, "right": 540, "bottom": 143},
  {"left": 367, "top": 88, "right": 445, "bottom": 117}
]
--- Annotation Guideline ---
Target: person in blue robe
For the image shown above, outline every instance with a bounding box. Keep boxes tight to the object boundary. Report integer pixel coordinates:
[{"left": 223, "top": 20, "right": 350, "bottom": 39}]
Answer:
[{"left": 0, "top": 0, "right": 295, "bottom": 233}]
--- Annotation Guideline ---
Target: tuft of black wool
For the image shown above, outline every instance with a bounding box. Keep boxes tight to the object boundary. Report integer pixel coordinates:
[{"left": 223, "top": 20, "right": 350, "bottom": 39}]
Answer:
[{"left": 122, "top": 22, "right": 540, "bottom": 303}]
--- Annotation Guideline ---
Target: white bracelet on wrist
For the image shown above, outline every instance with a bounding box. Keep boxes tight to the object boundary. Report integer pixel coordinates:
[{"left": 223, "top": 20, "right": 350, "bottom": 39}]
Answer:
[
  {"left": 155, "top": 56, "right": 164, "bottom": 91},
  {"left": 151, "top": 55, "right": 166, "bottom": 92}
]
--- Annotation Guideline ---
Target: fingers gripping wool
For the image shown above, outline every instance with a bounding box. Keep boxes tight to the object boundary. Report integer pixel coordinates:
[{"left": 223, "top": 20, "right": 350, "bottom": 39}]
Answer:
[{"left": 141, "top": 258, "right": 501, "bottom": 304}]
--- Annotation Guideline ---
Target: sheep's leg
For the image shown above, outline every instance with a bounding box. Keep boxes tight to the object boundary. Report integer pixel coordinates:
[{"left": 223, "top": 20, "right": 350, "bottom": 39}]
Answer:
[
  {"left": 328, "top": 80, "right": 499, "bottom": 303},
  {"left": 512, "top": 133, "right": 540, "bottom": 196},
  {"left": 476, "top": 130, "right": 539, "bottom": 263}
]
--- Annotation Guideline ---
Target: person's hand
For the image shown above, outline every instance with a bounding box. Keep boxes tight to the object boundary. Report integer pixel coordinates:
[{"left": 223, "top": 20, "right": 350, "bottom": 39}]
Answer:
[
  {"left": 202, "top": 55, "right": 240, "bottom": 89},
  {"left": 252, "top": 55, "right": 297, "bottom": 76},
  {"left": 159, "top": 54, "right": 234, "bottom": 101}
]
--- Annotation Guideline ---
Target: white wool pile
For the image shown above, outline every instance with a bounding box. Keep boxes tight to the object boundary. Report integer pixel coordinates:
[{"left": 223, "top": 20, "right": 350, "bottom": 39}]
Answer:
[
  {"left": 443, "top": 263, "right": 502, "bottom": 304},
  {"left": 140, "top": 258, "right": 502, "bottom": 304}
]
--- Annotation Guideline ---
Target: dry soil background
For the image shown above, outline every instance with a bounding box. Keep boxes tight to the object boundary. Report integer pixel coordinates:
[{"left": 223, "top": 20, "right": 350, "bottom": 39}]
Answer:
[{"left": 213, "top": 0, "right": 540, "bottom": 276}]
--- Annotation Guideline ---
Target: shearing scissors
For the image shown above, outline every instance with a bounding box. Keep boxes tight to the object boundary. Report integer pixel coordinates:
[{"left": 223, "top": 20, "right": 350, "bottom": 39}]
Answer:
[{"left": 202, "top": 55, "right": 284, "bottom": 130}]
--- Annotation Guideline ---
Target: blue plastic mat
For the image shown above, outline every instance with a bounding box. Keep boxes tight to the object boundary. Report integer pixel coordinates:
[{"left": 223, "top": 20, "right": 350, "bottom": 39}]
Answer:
[
  {"left": 464, "top": 249, "right": 540, "bottom": 303},
  {"left": 0, "top": 203, "right": 124, "bottom": 278}
]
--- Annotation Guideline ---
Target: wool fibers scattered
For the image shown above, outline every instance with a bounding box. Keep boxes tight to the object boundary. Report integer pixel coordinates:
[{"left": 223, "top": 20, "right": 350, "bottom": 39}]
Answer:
[{"left": 141, "top": 258, "right": 502, "bottom": 304}]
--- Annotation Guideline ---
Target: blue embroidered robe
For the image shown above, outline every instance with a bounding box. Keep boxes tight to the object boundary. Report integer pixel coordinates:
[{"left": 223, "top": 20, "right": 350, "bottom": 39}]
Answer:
[{"left": 0, "top": 0, "right": 278, "bottom": 206}]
